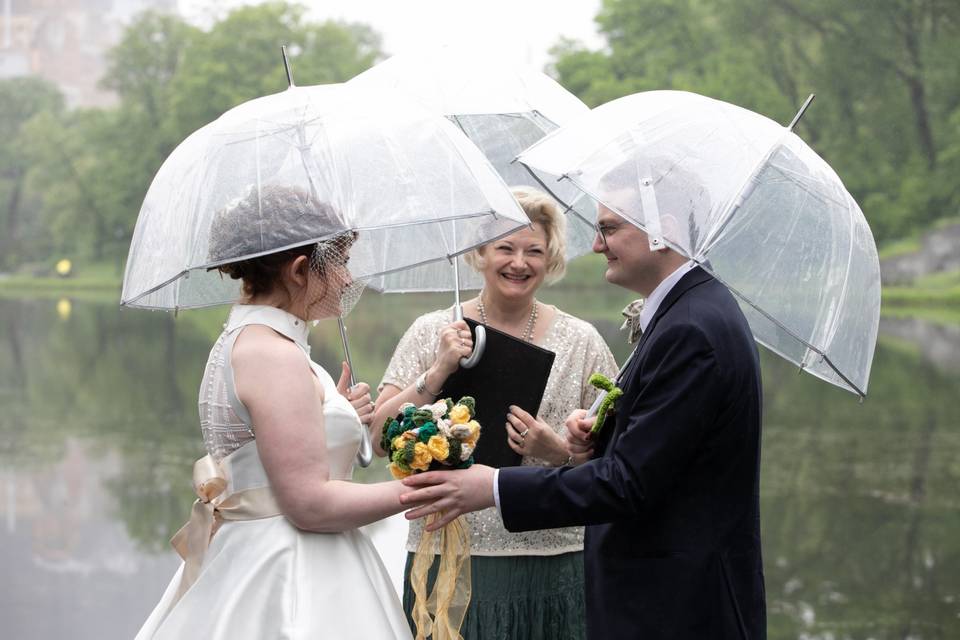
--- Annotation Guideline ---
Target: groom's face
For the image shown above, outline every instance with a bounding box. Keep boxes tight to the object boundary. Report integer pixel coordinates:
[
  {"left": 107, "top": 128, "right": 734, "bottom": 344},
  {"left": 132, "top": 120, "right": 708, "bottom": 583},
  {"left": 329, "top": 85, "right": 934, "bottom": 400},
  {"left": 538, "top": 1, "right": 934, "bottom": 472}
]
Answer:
[{"left": 593, "top": 205, "right": 657, "bottom": 294}]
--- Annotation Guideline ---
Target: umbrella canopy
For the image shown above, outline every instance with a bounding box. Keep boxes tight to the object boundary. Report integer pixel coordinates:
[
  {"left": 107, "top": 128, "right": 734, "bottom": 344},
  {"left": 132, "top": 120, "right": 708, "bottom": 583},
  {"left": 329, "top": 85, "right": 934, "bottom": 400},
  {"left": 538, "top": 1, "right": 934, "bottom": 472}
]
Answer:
[
  {"left": 349, "top": 46, "right": 595, "bottom": 292},
  {"left": 518, "top": 90, "right": 881, "bottom": 397},
  {"left": 121, "top": 83, "right": 529, "bottom": 309}
]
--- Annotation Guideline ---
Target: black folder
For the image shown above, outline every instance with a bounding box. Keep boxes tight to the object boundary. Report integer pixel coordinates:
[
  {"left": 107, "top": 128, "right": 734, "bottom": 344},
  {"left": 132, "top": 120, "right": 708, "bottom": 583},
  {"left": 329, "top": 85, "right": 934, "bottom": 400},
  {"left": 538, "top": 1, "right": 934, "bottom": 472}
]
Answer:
[{"left": 442, "top": 318, "right": 556, "bottom": 468}]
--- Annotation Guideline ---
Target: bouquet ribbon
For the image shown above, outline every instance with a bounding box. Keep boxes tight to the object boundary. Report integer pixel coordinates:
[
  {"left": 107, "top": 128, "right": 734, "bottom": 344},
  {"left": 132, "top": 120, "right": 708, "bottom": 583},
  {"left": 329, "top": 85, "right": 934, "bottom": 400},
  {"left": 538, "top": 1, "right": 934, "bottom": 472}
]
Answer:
[
  {"left": 168, "top": 455, "right": 281, "bottom": 608},
  {"left": 410, "top": 513, "right": 472, "bottom": 640}
]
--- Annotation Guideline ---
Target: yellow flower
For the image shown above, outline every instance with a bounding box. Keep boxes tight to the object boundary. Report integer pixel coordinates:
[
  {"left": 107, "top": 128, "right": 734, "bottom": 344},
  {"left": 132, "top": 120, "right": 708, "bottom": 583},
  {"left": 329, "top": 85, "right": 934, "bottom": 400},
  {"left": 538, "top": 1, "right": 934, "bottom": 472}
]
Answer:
[
  {"left": 410, "top": 442, "right": 433, "bottom": 471},
  {"left": 465, "top": 420, "right": 481, "bottom": 447},
  {"left": 426, "top": 435, "right": 450, "bottom": 461},
  {"left": 392, "top": 436, "right": 407, "bottom": 452},
  {"left": 389, "top": 462, "right": 413, "bottom": 479},
  {"left": 449, "top": 404, "right": 471, "bottom": 424}
]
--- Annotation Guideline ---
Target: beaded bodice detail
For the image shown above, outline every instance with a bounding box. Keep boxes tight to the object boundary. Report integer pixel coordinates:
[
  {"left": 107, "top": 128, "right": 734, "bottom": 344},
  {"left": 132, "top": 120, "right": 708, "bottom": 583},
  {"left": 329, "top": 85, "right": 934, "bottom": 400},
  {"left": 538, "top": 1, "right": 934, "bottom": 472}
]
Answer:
[
  {"left": 380, "top": 306, "right": 618, "bottom": 556},
  {"left": 198, "top": 305, "right": 361, "bottom": 479}
]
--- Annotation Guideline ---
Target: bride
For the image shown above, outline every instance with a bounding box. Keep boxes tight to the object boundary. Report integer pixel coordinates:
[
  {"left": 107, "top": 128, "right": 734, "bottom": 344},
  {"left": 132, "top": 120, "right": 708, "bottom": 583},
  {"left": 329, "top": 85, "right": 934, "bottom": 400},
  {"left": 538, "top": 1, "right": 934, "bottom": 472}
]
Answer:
[{"left": 136, "top": 185, "right": 412, "bottom": 639}]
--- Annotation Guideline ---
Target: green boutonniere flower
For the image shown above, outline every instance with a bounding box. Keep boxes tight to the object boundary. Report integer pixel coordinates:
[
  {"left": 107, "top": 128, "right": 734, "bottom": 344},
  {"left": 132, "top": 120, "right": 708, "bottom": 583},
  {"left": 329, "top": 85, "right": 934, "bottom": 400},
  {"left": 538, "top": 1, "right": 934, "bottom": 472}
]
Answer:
[{"left": 588, "top": 373, "right": 622, "bottom": 434}]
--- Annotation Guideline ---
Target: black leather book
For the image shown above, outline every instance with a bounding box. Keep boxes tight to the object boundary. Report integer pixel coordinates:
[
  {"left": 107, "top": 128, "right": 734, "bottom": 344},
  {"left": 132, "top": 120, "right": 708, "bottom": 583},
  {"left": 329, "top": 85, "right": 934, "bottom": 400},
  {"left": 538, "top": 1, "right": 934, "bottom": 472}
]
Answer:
[{"left": 442, "top": 318, "right": 556, "bottom": 468}]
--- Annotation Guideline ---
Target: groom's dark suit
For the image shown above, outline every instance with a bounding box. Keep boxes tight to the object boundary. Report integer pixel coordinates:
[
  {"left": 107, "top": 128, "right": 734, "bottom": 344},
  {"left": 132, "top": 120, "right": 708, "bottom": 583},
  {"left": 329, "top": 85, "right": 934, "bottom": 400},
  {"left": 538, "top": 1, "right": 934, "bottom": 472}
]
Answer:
[{"left": 499, "top": 267, "right": 765, "bottom": 639}]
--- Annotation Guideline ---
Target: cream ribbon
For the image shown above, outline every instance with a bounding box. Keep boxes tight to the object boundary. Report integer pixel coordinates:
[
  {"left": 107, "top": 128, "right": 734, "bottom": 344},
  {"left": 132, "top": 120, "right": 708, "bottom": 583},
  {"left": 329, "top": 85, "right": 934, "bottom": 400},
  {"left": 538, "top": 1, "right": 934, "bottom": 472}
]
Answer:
[
  {"left": 410, "top": 513, "right": 472, "bottom": 640},
  {"left": 620, "top": 298, "right": 645, "bottom": 344},
  {"left": 168, "top": 455, "right": 282, "bottom": 607}
]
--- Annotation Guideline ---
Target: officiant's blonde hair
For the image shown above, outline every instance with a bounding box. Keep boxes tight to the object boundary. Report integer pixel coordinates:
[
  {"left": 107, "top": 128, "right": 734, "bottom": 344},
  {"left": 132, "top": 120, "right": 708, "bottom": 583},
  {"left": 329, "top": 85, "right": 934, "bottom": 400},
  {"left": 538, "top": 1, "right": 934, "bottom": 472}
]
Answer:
[{"left": 465, "top": 187, "right": 567, "bottom": 284}]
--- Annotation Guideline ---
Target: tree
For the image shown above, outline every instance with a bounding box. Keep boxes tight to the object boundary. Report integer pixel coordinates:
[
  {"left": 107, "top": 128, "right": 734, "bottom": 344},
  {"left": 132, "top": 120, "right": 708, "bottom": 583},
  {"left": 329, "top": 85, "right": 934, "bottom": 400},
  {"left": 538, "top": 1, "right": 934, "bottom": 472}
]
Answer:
[
  {"left": 550, "top": 0, "right": 960, "bottom": 244},
  {"left": 167, "top": 2, "right": 382, "bottom": 140},
  {"left": 0, "top": 77, "right": 64, "bottom": 269}
]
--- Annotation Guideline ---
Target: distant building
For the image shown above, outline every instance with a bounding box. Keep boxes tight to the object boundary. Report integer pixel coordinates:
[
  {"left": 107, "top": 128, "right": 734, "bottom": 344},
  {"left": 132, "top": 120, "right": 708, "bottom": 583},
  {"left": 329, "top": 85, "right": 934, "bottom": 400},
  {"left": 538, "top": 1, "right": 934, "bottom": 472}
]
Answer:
[{"left": 0, "top": 0, "right": 177, "bottom": 108}]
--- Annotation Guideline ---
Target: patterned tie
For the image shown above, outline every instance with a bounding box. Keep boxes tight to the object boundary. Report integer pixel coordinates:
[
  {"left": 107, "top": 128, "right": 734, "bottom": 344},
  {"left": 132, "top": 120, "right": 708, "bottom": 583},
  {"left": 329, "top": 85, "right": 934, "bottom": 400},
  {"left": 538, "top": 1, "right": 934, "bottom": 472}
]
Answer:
[{"left": 620, "top": 298, "right": 645, "bottom": 344}]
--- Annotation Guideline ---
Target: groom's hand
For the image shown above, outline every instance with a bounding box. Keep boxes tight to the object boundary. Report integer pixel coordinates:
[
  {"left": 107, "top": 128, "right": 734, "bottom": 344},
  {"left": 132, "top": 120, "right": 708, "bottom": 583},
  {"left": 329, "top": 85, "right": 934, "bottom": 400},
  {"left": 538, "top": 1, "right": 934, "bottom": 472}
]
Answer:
[
  {"left": 399, "top": 465, "right": 496, "bottom": 531},
  {"left": 565, "top": 409, "right": 596, "bottom": 459}
]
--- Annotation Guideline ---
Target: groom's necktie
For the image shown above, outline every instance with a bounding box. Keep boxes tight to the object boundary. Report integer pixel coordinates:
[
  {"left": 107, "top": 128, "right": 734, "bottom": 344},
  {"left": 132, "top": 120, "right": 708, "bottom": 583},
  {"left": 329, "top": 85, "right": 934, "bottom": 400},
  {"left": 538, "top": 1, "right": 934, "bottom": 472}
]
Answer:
[{"left": 620, "top": 298, "right": 645, "bottom": 344}]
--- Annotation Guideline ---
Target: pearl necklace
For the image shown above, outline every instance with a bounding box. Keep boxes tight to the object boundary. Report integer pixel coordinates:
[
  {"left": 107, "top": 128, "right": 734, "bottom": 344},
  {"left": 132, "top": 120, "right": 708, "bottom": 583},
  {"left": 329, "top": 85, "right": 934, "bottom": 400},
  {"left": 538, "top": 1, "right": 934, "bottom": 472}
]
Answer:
[{"left": 477, "top": 294, "right": 538, "bottom": 342}]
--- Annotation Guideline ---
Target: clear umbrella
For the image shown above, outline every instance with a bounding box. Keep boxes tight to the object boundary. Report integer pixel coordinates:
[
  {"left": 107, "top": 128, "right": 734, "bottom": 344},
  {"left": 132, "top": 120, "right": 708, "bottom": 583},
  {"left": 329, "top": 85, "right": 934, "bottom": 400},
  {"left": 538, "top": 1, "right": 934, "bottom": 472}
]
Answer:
[
  {"left": 349, "top": 45, "right": 598, "bottom": 294},
  {"left": 518, "top": 90, "right": 881, "bottom": 397},
  {"left": 121, "top": 80, "right": 530, "bottom": 464}
]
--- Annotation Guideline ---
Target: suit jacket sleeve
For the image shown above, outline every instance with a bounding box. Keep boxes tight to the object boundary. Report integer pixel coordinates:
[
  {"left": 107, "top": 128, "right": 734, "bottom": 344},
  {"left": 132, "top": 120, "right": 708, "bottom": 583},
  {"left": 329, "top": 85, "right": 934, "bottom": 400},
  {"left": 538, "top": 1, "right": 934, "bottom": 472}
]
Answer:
[{"left": 499, "top": 321, "right": 722, "bottom": 532}]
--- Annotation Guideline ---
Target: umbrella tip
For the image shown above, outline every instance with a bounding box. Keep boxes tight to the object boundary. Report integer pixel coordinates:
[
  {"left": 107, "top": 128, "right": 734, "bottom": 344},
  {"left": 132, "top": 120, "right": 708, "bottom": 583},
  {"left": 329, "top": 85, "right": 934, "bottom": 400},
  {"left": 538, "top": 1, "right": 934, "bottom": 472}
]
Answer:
[
  {"left": 787, "top": 94, "right": 815, "bottom": 132},
  {"left": 281, "top": 45, "right": 295, "bottom": 88}
]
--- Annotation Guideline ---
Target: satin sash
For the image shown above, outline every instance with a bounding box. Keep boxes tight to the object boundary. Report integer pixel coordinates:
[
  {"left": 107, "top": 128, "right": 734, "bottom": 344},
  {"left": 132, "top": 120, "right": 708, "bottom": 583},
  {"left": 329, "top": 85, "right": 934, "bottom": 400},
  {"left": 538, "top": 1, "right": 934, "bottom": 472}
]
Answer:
[{"left": 168, "top": 454, "right": 282, "bottom": 606}]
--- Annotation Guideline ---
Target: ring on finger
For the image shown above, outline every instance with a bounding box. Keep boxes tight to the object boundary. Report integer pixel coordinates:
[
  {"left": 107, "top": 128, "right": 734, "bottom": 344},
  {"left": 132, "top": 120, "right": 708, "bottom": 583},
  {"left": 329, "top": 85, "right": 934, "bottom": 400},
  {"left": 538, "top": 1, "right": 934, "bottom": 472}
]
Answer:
[{"left": 520, "top": 428, "right": 529, "bottom": 438}]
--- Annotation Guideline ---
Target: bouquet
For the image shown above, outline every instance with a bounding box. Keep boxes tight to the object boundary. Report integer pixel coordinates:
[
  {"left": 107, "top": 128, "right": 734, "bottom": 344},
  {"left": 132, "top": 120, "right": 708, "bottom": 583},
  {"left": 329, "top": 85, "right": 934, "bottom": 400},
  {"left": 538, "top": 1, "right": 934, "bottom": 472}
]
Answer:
[
  {"left": 382, "top": 396, "right": 481, "bottom": 640},
  {"left": 381, "top": 396, "right": 481, "bottom": 479}
]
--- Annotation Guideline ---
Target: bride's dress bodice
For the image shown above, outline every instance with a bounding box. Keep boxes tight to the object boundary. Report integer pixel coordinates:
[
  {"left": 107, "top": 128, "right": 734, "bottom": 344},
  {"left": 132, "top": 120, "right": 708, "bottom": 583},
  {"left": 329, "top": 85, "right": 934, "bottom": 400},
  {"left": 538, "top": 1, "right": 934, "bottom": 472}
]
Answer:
[
  {"left": 137, "top": 304, "right": 411, "bottom": 640},
  {"left": 198, "top": 304, "right": 360, "bottom": 481}
]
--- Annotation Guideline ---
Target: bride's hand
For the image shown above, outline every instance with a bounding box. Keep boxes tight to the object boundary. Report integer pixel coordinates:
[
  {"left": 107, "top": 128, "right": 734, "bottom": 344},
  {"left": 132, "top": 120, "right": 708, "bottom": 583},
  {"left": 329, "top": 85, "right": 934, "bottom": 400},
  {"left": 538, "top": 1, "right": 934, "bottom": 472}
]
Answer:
[
  {"left": 505, "top": 405, "right": 569, "bottom": 466},
  {"left": 433, "top": 320, "right": 473, "bottom": 377},
  {"left": 336, "top": 361, "right": 375, "bottom": 426}
]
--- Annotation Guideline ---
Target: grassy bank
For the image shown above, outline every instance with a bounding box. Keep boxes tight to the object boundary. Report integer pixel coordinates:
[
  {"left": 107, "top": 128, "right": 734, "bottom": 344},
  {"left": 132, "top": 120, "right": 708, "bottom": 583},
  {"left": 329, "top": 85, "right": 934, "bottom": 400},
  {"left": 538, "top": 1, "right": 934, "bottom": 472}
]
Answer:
[
  {"left": 882, "top": 269, "right": 960, "bottom": 308},
  {"left": 0, "top": 260, "right": 122, "bottom": 294}
]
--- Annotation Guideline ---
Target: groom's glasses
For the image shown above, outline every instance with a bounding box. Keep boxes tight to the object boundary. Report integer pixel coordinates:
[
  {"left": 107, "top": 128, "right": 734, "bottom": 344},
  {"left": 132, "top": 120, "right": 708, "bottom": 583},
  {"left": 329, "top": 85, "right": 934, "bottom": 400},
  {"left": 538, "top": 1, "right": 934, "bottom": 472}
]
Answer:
[{"left": 594, "top": 222, "right": 624, "bottom": 250}]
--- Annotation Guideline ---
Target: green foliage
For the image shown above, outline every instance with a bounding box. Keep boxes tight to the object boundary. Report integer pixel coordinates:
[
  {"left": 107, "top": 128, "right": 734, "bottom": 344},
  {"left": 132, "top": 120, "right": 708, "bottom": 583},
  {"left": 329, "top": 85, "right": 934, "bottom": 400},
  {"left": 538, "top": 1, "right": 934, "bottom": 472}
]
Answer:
[
  {"left": 551, "top": 0, "right": 960, "bottom": 245},
  {"left": 0, "top": 76, "right": 66, "bottom": 269}
]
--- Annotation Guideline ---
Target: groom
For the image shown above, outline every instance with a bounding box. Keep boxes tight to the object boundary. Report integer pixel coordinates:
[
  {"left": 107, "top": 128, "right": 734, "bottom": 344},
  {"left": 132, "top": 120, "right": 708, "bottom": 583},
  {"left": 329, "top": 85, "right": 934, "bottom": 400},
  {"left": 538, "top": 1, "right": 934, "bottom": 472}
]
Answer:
[{"left": 401, "top": 200, "right": 766, "bottom": 638}]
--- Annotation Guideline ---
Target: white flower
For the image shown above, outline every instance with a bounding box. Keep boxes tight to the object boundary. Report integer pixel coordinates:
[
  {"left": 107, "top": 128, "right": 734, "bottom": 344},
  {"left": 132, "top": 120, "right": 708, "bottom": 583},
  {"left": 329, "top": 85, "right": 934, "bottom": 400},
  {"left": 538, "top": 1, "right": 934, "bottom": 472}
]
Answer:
[
  {"left": 429, "top": 401, "right": 448, "bottom": 423},
  {"left": 451, "top": 424, "right": 472, "bottom": 439},
  {"left": 437, "top": 418, "right": 453, "bottom": 438},
  {"left": 460, "top": 443, "right": 474, "bottom": 461}
]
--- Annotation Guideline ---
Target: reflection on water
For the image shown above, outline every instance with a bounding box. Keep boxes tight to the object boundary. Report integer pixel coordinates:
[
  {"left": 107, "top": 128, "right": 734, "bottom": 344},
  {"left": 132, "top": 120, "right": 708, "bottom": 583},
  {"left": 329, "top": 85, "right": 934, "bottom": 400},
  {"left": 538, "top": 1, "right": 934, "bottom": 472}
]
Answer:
[{"left": 1, "top": 293, "right": 958, "bottom": 639}]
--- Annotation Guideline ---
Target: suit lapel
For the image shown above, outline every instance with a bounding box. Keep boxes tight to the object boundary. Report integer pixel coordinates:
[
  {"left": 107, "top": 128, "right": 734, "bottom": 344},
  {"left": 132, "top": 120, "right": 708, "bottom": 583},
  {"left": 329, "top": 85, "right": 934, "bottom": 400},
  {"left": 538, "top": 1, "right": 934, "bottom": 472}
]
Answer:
[{"left": 603, "top": 267, "right": 714, "bottom": 450}]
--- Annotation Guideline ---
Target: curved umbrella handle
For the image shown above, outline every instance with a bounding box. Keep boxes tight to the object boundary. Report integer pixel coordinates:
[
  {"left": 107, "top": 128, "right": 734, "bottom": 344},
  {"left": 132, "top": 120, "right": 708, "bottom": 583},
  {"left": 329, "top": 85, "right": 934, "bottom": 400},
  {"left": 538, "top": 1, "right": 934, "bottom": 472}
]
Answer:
[
  {"left": 355, "top": 427, "right": 373, "bottom": 467},
  {"left": 459, "top": 324, "right": 486, "bottom": 369}
]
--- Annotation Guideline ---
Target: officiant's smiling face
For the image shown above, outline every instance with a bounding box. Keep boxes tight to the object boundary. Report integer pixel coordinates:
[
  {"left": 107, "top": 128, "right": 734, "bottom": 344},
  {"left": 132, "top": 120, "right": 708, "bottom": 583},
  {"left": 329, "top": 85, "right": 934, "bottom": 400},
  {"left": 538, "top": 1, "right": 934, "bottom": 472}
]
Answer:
[{"left": 478, "top": 224, "right": 549, "bottom": 301}]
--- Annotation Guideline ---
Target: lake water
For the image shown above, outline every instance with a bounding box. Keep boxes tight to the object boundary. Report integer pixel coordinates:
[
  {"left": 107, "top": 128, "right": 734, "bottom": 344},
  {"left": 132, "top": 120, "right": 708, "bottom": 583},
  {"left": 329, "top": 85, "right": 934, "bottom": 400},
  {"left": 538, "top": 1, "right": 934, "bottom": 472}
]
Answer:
[{"left": 1, "top": 288, "right": 958, "bottom": 639}]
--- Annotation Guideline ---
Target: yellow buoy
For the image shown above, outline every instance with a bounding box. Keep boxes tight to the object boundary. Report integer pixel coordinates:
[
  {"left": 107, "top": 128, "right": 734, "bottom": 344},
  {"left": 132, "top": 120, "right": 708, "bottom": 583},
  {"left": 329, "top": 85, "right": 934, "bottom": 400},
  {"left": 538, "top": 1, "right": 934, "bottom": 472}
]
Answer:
[
  {"left": 56, "top": 298, "right": 72, "bottom": 320},
  {"left": 55, "top": 259, "right": 72, "bottom": 277}
]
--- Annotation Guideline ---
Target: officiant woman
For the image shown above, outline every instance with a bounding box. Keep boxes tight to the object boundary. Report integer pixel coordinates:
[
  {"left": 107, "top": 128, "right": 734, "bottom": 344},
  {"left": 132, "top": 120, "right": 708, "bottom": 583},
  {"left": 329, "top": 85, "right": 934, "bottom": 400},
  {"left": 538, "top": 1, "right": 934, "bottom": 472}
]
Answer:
[{"left": 371, "top": 187, "right": 617, "bottom": 639}]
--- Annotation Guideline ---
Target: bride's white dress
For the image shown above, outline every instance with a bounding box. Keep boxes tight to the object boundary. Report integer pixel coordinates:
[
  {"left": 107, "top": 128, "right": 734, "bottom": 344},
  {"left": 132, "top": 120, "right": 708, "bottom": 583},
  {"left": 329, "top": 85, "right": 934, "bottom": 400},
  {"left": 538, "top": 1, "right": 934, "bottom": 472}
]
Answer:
[{"left": 136, "top": 304, "right": 411, "bottom": 639}]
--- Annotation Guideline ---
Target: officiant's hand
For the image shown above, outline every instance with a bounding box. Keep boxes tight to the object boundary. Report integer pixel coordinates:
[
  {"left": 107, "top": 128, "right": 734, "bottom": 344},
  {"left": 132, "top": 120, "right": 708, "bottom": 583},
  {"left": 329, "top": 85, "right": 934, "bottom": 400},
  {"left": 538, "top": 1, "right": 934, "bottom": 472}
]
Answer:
[
  {"left": 506, "top": 406, "right": 569, "bottom": 466},
  {"left": 565, "top": 409, "right": 596, "bottom": 461},
  {"left": 399, "top": 465, "right": 496, "bottom": 530},
  {"left": 336, "top": 361, "right": 375, "bottom": 426},
  {"left": 434, "top": 320, "right": 474, "bottom": 377}
]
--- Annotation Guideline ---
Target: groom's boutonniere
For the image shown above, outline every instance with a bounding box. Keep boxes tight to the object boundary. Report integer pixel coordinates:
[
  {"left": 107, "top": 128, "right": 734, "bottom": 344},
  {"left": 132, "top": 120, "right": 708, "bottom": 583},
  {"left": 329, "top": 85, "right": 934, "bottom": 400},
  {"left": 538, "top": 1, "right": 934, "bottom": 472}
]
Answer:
[
  {"left": 588, "top": 373, "right": 622, "bottom": 434},
  {"left": 620, "top": 298, "right": 645, "bottom": 344}
]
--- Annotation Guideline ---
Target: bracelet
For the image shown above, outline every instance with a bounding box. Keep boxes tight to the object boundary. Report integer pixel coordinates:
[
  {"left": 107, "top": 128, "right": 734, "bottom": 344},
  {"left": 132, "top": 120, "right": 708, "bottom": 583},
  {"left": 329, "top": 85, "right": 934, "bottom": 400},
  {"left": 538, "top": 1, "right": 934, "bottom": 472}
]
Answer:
[{"left": 415, "top": 371, "right": 442, "bottom": 397}]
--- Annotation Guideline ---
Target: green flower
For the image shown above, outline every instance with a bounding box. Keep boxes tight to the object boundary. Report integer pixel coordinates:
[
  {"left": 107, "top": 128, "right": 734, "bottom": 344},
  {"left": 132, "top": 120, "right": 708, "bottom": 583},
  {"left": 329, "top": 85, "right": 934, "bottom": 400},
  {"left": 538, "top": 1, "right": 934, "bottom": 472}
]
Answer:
[
  {"left": 457, "top": 396, "right": 476, "bottom": 418},
  {"left": 382, "top": 419, "right": 403, "bottom": 452},
  {"left": 417, "top": 422, "right": 438, "bottom": 442},
  {"left": 402, "top": 439, "right": 417, "bottom": 464},
  {"left": 589, "top": 373, "right": 622, "bottom": 434},
  {"left": 391, "top": 449, "right": 411, "bottom": 471},
  {"left": 412, "top": 408, "right": 435, "bottom": 427},
  {"left": 447, "top": 438, "right": 462, "bottom": 464}
]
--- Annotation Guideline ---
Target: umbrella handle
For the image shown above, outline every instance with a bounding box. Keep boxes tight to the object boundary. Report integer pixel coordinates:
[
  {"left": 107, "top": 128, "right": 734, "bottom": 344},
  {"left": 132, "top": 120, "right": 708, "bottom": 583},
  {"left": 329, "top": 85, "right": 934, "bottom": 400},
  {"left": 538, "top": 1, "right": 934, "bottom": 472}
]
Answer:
[
  {"left": 459, "top": 324, "right": 485, "bottom": 369},
  {"left": 355, "top": 428, "right": 374, "bottom": 468},
  {"left": 586, "top": 391, "right": 605, "bottom": 418}
]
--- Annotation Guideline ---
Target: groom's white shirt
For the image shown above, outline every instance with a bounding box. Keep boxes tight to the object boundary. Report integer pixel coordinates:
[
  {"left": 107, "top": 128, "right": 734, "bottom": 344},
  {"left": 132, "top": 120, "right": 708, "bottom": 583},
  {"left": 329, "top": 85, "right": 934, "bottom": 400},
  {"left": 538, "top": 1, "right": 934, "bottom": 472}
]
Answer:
[{"left": 492, "top": 260, "right": 697, "bottom": 513}]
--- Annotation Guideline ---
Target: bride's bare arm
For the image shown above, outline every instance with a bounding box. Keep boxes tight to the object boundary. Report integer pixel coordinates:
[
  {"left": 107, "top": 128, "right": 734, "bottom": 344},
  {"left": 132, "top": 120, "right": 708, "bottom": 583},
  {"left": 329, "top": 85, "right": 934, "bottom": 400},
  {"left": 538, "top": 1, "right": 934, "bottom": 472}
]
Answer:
[{"left": 233, "top": 325, "right": 407, "bottom": 533}]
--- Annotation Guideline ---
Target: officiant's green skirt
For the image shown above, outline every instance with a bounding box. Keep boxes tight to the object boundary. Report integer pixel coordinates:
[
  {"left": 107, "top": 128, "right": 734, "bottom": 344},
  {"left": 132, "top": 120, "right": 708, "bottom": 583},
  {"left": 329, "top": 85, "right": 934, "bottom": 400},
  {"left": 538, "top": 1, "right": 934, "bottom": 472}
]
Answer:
[{"left": 402, "top": 551, "right": 586, "bottom": 639}]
